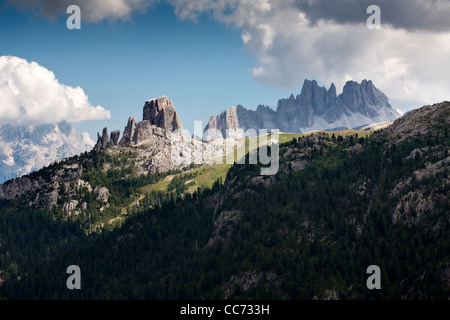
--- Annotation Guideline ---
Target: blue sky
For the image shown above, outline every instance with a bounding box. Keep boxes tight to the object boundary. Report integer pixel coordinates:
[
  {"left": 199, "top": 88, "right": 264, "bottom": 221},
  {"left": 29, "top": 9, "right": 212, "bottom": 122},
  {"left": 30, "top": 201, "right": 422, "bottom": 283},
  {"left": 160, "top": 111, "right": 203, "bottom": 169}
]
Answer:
[
  {"left": 0, "top": 2, "right": 293, "bottom": 139},
  {"left": 1, "top": 0, "right": 450, "bottom": 141}
]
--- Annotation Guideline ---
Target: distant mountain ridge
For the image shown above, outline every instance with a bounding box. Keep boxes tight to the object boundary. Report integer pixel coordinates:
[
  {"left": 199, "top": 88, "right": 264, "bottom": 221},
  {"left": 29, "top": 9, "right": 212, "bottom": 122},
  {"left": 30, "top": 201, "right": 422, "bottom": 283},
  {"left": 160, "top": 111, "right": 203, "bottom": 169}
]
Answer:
[
  {"left": 0, "top": 121, "right": 94, "bottom": 184},
  {"left": 204, "top": 79, "right": 401, "bottom": 139}
]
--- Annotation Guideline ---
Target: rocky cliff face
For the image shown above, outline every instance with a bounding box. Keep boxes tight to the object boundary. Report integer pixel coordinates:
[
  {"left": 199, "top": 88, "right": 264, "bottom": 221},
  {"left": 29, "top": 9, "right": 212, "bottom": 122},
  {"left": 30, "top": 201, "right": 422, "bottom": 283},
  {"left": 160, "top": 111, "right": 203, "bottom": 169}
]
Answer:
[
  {"left": 204, "top": 106, "right": 240, "bottom": 140},
  {"left": 119, "top": 117, "right": 137, "bottom": 146},
  {"left": 143, "top": 96, "right": 183, "bottom": 132},
  {"left": 94, "top": 128, "right": 122, "bottom": 151},
  {"left": 109, "top": 130, "right": 120, "bottom": 146},
  {"left": 204, "top": 104, "right": 278, "bottom": 140},
  {"left": 204, "top": 79, "right": 401, "bottom": 139}
]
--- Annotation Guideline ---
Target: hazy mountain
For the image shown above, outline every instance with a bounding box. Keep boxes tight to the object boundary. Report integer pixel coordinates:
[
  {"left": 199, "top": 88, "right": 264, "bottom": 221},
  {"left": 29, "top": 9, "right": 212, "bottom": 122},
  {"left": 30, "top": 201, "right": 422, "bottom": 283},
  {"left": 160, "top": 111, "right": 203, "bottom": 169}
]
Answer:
[
  {"left": 204, "top": 79, "right": 401, "bottom": 140},
  {"left": 0, "top": 121, "right": 94, "bottom": 184}
]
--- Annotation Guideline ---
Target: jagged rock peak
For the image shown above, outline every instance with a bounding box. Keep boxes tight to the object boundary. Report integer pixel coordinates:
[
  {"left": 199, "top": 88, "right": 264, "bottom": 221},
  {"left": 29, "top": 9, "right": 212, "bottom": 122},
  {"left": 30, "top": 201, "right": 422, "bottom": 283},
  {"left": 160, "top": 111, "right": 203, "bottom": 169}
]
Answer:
[
  {"left": 341, "top": 79, "right": 391, "bottom": 110},
  {"left": 328, "top": 83, "right": 337, "bottom": 99},
  {"left": 94, "top": 128, "right": 107, "bottom": 152},
  {"left": 204, "top": 79, "right": 400, "bottom": 136},
  {"left": 143, "top": 96, "right": 183, "bottom": 132},
  {"left": 204, "top": 106, "right": 241, "bottom": 140},
  {"left": 101, "top": 127, "right": 108, "bottom": 146},
  {"left": 119, "top": 116, "right": 137, "bottom": 146},
  {"left": 94, "top": 127, "right": 121, "bottom": 151},
  {"left": 109, "top": 130, "right": 121, "bottom": 147}
]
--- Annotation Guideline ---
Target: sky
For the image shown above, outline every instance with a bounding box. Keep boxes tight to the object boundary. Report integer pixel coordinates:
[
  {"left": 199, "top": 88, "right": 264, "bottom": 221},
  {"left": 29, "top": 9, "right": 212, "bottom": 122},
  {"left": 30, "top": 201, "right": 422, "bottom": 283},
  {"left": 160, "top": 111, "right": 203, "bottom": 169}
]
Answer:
[{"left": 1, "top": 0, "right": 450, "bottom": 141}]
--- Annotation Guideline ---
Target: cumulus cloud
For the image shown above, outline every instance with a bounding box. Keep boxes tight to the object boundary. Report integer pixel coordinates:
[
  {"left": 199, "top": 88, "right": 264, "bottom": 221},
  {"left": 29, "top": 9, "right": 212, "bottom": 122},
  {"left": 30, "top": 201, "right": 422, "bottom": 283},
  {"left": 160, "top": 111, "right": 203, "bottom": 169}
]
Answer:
[
  {"left": 169, "top": 0, "right": 450, "bottom": 106},
  {"left": 7, "top": 0, "right": 156, "bottom": 22},
  {"left": 0, "top": 56, "right": 111, "bottom": 126}
]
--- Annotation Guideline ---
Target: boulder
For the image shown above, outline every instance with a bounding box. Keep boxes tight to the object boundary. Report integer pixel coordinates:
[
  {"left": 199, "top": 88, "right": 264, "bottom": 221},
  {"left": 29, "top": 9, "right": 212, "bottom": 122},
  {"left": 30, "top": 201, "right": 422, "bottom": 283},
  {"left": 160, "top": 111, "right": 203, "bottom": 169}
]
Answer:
[{"left": 94, "top": 186, "right": 110, "bottom": 203}]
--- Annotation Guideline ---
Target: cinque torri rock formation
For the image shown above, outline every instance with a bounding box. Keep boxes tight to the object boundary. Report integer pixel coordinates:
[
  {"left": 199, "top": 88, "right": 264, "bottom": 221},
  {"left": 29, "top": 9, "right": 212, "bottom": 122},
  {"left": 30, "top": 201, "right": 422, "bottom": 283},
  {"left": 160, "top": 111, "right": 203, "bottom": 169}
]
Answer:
[
  {"left": 93, "top": 96, "right": 228, "bottom": 175},
  {"left": 0, "top": 96, "right": 223, "bottom": 213},
  {"left": 0, "top": 90, "right": 403, "bottom": 214},
  {"left": 204, "top": 79, "right": 401, "bottom": 140},
  {"left": 95, "top": 96, "right": 183, "bottom": 151}
]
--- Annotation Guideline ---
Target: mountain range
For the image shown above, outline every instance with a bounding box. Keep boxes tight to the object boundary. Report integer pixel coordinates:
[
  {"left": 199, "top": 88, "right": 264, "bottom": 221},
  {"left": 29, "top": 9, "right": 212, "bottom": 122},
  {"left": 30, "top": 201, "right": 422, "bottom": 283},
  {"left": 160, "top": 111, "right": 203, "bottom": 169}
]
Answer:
[
  {"left": 204, "top": 79, "right": 401, "bottom": 140},
  {"left": 0, "top": 97, "right": 448, "bottom": 300},
  {"left": 0, "top": 78, "right": 448, "bottom": 301},
  {"left": 0, "top": 79, "right": 399, "bottom": 184},
  {"left": 0, "top": 121, "right": 94, "bottom": 184}
]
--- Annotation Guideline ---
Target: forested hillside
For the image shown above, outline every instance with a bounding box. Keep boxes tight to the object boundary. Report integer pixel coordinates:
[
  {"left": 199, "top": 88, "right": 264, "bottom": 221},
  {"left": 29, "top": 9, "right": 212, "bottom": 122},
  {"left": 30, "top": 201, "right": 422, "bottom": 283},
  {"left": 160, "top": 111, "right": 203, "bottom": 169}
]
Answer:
[{"left": 0, "top": 102, "right": 449, "bottom": 300}]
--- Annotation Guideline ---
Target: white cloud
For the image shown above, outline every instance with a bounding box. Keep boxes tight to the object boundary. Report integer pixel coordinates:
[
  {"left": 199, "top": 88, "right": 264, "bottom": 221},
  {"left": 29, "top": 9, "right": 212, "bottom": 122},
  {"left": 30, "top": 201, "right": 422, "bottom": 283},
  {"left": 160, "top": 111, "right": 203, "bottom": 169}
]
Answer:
[
  {"left": 0, "top": 56, "right": 111, "bottom": 126},
  {"left": 169, "top": 0, "right": 450, "bottom": 107}
]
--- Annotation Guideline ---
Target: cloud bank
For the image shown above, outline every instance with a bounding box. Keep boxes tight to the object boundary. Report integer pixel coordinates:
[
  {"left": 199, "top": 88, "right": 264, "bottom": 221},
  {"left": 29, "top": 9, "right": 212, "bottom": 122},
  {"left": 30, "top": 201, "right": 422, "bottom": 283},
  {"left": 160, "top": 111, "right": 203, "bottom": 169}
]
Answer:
[
  {"left": 294, "top": 0, "right": 450, "bottom": 32},
  {"left": 169, "top": 0, "right": 450, "bottom": 106},
  {"left": 0, "top": 56, "right": 111, "bottom": 126}
]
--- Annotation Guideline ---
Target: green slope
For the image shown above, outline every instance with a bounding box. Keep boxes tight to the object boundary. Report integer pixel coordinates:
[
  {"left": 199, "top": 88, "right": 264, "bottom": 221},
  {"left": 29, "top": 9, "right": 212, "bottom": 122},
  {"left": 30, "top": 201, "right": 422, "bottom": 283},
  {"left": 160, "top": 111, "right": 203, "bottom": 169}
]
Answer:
[{"left": 1, "top": 104, "right": 448, "bottom": 300}]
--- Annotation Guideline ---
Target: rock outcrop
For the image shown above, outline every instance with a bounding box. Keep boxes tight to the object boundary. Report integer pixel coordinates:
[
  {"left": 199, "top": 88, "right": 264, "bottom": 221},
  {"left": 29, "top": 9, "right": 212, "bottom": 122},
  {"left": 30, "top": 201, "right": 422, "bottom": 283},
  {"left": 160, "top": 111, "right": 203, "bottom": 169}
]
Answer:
[
  {"left": 43, "top": 189, "right": 59, "bottom": 210},
  {"left": 119, "top": 117, "right": 137, "bottom": 146},
  {"left": 0, "top": 175, "right": 46, "bottom": 200},
  {"left": 380, "top": 101, "right": 450, "bottom": 144},
  {"left": 94, "top": 186, "right": 110, "bottom": 203},
  {"left": 62, "top": 200, "right": 79, "bottom": 214},
  {"left": 204, "top": 104, "right": 277, "bottom": 140},
  {"left": 133, "top": 120, "right": 154, "bottom": 145},
  {"left": 86, "top": 94, "right": 276, "bottom": 174},
  {"left": 98, "top": 96, "right": 183, "bottom": 151},
  {"left": 204, "top": 79, "right": 401, "bottom": 139},
  {"left": 94, "top": 127, "right": 123, "bottom": 150},
  {"left": 204, "top": 106, "right": 240, "bottom": 140},
  {"left": 0, "top": 158, "right": 116, "bottom": 216},
  {"left": 143, "top": 96, "right": 183, "bottom": 132},
  {"left": 109, "top": 130, "right": 121, "bottom": 147},
  {"left": 94, "top": 127, "right": 109, "bottom": 152}
]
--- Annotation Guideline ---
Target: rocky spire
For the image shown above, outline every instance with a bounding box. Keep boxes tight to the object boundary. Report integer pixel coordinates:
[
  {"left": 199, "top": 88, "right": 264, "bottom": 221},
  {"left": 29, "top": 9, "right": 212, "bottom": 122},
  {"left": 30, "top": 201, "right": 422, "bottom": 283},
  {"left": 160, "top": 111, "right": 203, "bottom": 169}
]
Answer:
[
  {"left": 94, "top": 128, "right": 121, "bottom": 151},
  {"left": 94, "top": 128, "right": 108, "bottom": 152},
  {"left": 328, "top": 83, "right": 337, "bottom": 100},
  {"left": 119, "top": 116, "right": 137, "bottom": 146},
  {"left": 143, "top": 96, "right": 183, "bottom": 132},
  {"left": 108, "top": 130, "right": 121, "bottom": 147}
]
